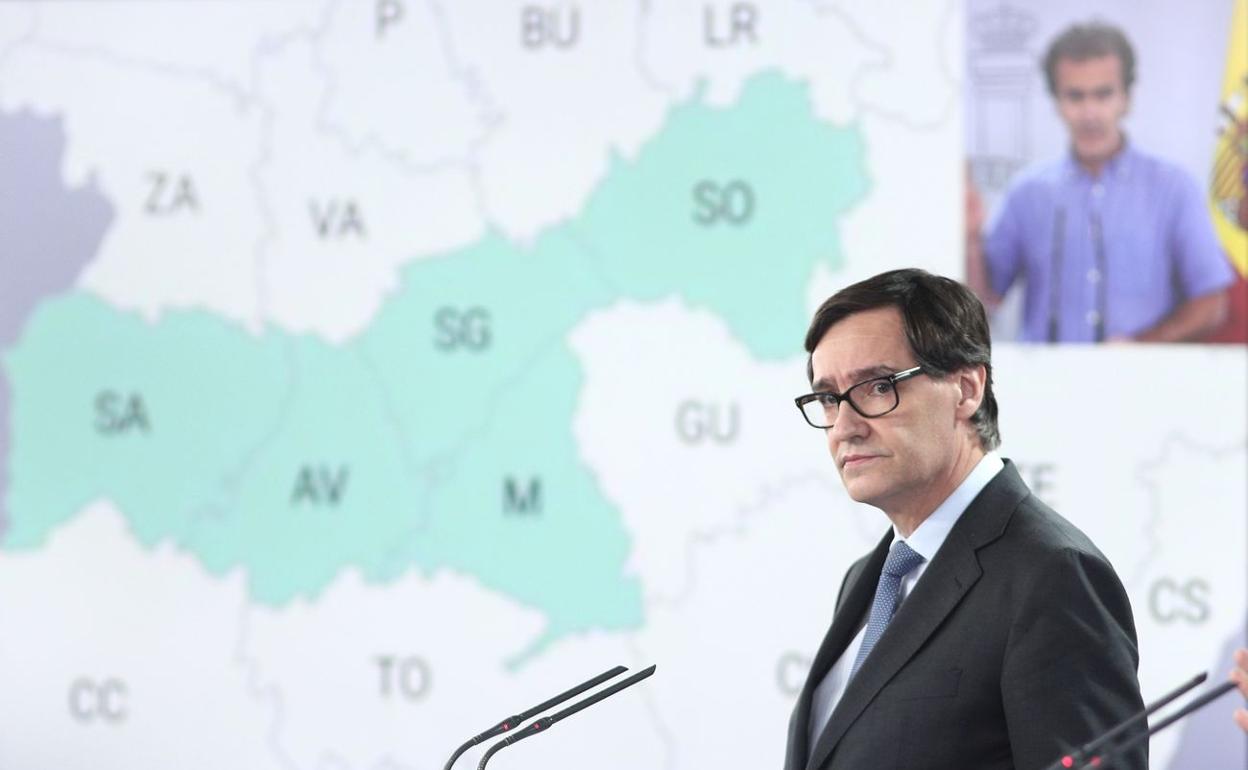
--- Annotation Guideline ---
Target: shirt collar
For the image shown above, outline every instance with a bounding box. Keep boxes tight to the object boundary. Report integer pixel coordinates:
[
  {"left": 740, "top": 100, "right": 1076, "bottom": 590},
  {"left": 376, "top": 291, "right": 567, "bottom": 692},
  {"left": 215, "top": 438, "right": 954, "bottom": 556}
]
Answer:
[
  {"left": 1061, "top": 138, "right": 1136, "bottom": 183},
  {"left": 891, "top": 452, "right": 1004, "bottom": 562}
]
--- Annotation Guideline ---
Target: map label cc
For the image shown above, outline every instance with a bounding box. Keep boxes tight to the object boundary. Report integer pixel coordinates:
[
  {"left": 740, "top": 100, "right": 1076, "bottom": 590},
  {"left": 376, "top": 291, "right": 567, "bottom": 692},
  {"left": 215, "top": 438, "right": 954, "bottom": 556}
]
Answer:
[{"left": 69, "top": 678, "right": 128, "bottom": 723}]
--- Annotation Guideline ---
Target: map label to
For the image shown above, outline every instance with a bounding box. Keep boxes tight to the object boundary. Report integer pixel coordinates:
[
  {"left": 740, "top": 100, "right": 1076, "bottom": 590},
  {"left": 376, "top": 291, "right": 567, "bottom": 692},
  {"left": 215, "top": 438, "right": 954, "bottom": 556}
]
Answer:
[{"left": 375, "top": 655, "right": 431, "bottom": 700}]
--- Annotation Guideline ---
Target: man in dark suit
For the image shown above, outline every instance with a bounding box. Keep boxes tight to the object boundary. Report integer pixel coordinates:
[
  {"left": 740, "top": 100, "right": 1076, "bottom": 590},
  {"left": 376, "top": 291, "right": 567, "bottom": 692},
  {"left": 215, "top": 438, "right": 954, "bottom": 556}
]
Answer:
[{"left": 787, "top": 269, "right": 1146, "bottom": 770}]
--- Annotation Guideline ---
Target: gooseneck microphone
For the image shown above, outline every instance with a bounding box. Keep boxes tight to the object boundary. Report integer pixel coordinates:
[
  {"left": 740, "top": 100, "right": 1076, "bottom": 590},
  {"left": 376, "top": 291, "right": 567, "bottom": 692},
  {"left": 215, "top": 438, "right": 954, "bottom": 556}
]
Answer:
[
  {"left": 476, "top": 664, "right": 658, "bottom": 770},
  {"left": 1075, "top": 679, "right": 1238, "bottom": 769},
  {"left": 1089, "top": 210, "right": 1107, "bottom": 343},
  {"left": 1047, "top": 207, "right": 1067, "bottom": 343},
  {"left": 442, "top": 664, "right": 627, "bottom": 770},
  {"left": 1040, "top": 671, "right": 1206, "bottom": 770}
]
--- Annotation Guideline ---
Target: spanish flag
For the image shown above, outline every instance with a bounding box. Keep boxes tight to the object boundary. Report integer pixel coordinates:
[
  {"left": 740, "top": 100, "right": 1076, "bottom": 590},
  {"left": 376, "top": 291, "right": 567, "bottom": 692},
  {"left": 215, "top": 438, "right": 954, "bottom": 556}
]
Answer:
[{"left": 1206, "top": 0, "right": 1248, "bottom": 341}]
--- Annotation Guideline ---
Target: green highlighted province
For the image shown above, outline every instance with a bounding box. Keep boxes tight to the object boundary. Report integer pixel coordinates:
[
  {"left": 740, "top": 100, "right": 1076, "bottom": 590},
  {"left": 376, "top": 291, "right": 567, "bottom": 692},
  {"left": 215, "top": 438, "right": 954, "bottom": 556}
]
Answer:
[
  {"left": 2, "top": 72, "right": 868, "bottom": 644},
  {"left": 572, "top": 71, "right": 867, "bottom": 358}
]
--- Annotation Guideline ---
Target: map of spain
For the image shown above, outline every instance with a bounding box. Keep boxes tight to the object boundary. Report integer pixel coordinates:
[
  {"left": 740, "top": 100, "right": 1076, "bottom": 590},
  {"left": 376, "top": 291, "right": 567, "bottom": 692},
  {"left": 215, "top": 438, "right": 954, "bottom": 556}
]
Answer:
[{"left": 2, "top": 73, "right": 868, "bottom": 650}]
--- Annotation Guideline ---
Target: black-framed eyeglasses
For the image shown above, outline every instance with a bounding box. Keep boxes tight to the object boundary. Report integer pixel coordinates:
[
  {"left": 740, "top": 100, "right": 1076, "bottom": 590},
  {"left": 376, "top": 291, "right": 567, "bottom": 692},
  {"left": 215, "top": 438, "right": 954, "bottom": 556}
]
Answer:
[{"left": 794, "top": 366, "right": 926, "bottom": 429}]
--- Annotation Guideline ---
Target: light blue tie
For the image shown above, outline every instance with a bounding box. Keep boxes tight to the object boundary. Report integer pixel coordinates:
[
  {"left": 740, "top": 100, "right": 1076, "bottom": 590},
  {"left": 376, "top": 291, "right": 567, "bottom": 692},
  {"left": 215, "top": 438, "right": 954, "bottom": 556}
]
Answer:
[{"left": 848, "top": 541, "right": 925, "bottom": 682}]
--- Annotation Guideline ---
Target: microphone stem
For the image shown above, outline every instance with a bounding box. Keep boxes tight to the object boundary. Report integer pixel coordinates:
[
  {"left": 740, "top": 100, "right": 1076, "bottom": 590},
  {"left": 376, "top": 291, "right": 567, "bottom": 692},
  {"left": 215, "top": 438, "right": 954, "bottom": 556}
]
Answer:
[
  {"left": 444, "top": 743, "right": 471, "bottom": 770},
  {"left": 1082, "top": 681, "right": 1238, "bottom": 769},
  {"left": 477, "top": 741, "right": 504, "bottom": 770}
]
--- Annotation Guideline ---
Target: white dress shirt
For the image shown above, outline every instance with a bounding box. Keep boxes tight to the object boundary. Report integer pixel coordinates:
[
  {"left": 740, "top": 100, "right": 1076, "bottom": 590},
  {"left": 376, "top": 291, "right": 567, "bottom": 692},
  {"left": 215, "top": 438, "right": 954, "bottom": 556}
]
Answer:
[{"left": 806, "top": 452, "right": 1004, "bottom": 750}]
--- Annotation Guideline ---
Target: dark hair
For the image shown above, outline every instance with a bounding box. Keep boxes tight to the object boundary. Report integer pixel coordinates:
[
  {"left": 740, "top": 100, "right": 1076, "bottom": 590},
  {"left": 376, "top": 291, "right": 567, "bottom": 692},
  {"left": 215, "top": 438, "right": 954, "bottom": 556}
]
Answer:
[
  {"left": 804, "top": 268, "right": 1001, "bottom": 451},
  {"left": 1043, "top": 22, "right": 1136, "bottom": 96}
]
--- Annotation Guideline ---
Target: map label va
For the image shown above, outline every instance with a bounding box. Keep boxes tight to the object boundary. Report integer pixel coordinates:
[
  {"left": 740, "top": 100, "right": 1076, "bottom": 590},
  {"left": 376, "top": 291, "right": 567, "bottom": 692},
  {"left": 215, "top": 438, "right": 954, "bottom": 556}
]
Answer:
[{"left": 309, "top": 199, "right": 367, "bottom": 240}]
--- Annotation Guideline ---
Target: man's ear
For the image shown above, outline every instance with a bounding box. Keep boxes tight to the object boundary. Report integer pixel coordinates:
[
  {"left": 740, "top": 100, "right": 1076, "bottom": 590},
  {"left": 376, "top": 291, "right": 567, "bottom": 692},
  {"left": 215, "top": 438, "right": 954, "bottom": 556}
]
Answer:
[{"left": 955, "top": 364, "right": 987, "bottom": 419}]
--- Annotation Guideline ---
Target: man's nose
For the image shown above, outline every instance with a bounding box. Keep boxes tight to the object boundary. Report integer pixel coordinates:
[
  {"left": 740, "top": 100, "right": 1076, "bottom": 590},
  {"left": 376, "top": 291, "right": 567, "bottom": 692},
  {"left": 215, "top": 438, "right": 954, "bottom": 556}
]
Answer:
[
  {"left": 1078, "top": 98, "right": 1105, "bottom": 121},
  {"left": 828, "top": 402, "right": 869, "bottom": 442}
]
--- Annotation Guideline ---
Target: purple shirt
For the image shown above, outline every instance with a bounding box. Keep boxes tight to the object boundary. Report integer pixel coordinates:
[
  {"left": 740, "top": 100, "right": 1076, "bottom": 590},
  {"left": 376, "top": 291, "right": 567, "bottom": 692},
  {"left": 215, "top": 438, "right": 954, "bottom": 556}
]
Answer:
[{"left": 985, "top": 143, "right": 1233, "bottom": 342}]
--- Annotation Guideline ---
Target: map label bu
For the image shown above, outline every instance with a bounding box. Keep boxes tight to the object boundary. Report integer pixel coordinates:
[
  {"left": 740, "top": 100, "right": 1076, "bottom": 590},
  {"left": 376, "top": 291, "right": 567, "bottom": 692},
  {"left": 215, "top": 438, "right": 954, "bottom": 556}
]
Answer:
[{"left": 521, "top": 5, "right": 580, "bottom": 49}]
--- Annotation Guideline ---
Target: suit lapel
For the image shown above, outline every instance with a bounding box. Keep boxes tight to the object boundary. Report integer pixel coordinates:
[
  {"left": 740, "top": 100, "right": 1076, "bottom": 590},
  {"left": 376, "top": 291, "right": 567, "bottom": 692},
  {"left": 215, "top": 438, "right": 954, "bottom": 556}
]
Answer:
[
  {"left": 783, "top": 533, "right": 890, "bottom": 770},
  {"left": 806, "top": 531, "right": 982, "bottom": 770},
  {"left": 804, "top": 461, "right": 1029, "bottom": 770}
]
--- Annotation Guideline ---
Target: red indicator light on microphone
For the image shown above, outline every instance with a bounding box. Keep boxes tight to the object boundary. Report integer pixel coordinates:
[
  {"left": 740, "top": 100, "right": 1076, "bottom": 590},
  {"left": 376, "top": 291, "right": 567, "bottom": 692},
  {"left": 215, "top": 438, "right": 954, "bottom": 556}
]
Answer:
[{"left": 1061, "top": 757, "right": 1074, "bottom": 768}]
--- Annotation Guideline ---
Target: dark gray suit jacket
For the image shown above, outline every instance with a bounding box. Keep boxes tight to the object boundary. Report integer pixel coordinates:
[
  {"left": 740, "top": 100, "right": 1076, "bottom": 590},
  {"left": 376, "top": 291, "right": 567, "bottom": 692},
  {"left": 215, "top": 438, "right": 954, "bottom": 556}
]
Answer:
[{"left": 784, "top": 461, "right": 1146, "bottom": 770}]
